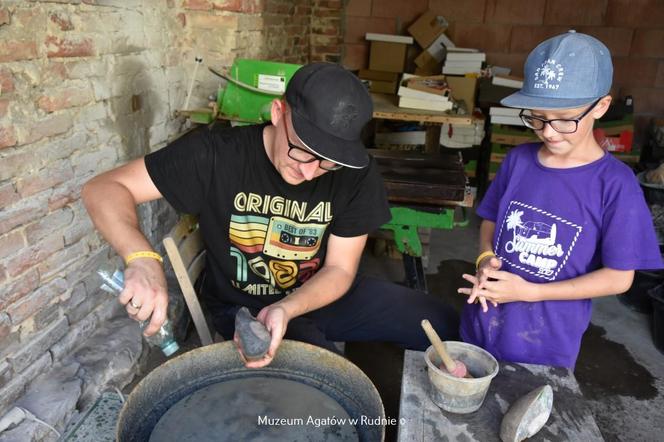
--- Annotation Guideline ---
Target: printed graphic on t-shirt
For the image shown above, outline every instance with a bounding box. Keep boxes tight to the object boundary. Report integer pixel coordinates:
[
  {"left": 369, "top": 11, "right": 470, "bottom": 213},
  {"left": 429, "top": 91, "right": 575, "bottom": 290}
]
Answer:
[
  {"left": 228, "top": 192, "right": 331, "bottom": 295},
  {"left": 495, "top": 201, "right": 582, "bottom": 281}
]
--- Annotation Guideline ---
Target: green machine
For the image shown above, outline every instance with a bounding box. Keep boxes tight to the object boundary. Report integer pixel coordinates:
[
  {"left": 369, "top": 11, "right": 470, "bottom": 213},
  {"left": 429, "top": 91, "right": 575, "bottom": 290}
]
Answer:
[{"left": 188, "top": 59, "right": 302, "bottom": 125}]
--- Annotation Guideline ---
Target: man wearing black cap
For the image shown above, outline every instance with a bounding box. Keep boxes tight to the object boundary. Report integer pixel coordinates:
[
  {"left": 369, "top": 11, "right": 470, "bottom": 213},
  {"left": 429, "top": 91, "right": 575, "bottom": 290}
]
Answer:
[{"left": 83, "top": 62, "right": 458, "bottom": 367}]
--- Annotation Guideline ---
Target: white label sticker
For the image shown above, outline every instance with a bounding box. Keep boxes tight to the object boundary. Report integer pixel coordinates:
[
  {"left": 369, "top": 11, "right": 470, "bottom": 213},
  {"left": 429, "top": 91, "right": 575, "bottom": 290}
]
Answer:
[{"left": 258, "top": 74, "right": 286, "bottom": 93}]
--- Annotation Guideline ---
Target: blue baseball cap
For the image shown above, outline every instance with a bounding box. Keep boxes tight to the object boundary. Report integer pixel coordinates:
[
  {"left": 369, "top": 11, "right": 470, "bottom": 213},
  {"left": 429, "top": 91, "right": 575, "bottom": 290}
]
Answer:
[{"left": 501, "top": 30, "right": 613, "bottom": 110}]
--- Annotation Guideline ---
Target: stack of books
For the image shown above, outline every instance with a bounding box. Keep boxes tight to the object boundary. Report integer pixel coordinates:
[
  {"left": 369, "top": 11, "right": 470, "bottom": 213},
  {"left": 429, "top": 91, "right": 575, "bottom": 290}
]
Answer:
[
  {"left": 442, "top": 50, "right": 485, "bottom": 75},
  {"left": 397, "top": 73, "right": 455, "bottom": 112},
  {"left": 491, "top": 75, "right": 523, "bottom": 89},
  {"left": 489, "top": 107, "right": 524, "bottom": 127}
]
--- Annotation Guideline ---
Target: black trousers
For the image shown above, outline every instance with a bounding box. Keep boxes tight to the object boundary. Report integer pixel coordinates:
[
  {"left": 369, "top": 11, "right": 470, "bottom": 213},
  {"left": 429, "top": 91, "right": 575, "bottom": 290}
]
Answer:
[{"left": 200, "top": 275, "right": 460, "bottom": 353}]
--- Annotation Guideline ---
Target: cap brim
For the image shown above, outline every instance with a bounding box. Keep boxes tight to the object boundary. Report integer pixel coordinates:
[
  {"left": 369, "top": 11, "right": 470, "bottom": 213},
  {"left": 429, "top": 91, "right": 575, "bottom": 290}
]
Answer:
[
  {"left": 501, "top": 91, "right": 599, "bottom": 110},
  {"left": 290, "top": 108, "right": 369, "bottom": 169}
]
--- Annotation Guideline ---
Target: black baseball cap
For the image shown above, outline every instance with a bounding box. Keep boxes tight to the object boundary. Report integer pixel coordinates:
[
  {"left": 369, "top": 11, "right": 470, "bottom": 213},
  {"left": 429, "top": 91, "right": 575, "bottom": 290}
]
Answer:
[{"left": 285, "top": 62, "right": 373, "bottom": 169}]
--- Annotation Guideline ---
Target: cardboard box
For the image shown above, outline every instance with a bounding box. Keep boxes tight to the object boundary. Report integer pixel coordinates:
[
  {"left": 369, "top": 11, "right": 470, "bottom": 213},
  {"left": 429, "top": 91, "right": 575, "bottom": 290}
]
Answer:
[
  {"left": 358, "top": 69, "right": 399, "bottom": 94},
  {"left": 446, "top": 76, "right": 478, "bottom": 112},
  {"left": 369, "top": 41, "right": 408, "bottom": 73},
  {"left": 414, "top": 51, "right": 441, "bottom": 73},
  {"left": 408, "top": 11, "right": 448, "bottom": 49}
]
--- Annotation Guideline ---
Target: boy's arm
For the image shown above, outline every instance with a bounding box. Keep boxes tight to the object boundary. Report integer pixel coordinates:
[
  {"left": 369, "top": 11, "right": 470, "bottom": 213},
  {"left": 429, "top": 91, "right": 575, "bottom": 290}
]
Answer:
[{"left": 82, "top": 158, "right": 169, "bottom": 335}]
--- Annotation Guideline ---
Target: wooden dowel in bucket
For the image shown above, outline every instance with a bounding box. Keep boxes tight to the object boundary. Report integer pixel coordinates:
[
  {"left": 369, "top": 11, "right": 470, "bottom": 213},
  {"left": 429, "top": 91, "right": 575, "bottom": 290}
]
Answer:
[{"left": 421, "top": 320, "right": 457, "bottom": 372}]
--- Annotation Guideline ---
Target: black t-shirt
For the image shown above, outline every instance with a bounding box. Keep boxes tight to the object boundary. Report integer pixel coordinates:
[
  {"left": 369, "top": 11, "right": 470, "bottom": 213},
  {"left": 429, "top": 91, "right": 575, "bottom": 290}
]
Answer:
[{"left": 145, "top": 123, "right": 391, "bottom": 309}]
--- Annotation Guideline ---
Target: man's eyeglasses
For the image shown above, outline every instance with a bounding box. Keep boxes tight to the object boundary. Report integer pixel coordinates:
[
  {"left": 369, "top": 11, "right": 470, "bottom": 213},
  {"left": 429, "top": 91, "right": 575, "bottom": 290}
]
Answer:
[
  {"left": 283, "top": 121, "right": 342, "bottom": 171},
  {"left": 519, "top": 99, "right": 601, "bottom": 134}
]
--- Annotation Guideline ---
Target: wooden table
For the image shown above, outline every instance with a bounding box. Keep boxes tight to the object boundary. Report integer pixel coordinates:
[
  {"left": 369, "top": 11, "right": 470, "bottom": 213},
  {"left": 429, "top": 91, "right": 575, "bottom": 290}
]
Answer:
[
  {"left": 398, "top": 350, "right": 604, "bottom": 441},
  {"left": 371, "top": 93, "right": 480, "bottom": 153}
]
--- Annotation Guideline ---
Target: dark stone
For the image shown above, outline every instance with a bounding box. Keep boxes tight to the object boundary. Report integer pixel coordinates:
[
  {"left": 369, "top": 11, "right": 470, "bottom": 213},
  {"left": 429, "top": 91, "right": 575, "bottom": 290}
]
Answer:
[{"left": 234, "top": 307, "right": 270, "bottom": 361}]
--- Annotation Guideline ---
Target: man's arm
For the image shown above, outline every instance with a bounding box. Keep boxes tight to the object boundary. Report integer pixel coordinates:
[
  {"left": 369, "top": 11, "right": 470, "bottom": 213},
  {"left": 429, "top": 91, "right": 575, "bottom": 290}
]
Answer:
[
  {"left": 241, "top": 233, "right": 367, "bottom": 368},
  {"left": 82, "top": 158, "right": 168, "bottom": 335}
]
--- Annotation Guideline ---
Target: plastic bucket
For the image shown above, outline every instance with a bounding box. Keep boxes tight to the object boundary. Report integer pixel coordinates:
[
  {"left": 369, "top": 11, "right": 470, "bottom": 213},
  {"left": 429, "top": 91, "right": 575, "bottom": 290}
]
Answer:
[{"left": 424, "top": 342, "right": 499, "bottom": 414}]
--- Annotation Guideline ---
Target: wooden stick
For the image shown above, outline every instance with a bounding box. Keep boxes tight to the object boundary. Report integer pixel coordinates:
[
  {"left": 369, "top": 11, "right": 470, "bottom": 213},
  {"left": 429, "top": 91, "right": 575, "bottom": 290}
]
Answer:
[{"left": 421, "top": 319, "right": 457, "bottom": 372}]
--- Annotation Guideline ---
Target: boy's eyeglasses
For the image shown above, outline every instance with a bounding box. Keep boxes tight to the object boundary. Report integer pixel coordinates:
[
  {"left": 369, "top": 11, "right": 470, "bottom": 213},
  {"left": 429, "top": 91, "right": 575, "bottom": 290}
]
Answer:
[
  {"left": 519, "top": 99, "right": 601, "bottom": 134},
  {"left": 283, "top": 121, "right": 343, "bottom": 171}
]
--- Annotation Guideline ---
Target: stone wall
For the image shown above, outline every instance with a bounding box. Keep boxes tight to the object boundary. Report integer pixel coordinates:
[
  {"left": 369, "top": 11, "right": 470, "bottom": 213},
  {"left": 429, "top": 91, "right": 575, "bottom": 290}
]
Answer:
[
  {"left": 342, "top": 0, "right": 664, "bottom": 139},
  {"left": 0, "top": 0, "right": 342, "bottom": 438}
]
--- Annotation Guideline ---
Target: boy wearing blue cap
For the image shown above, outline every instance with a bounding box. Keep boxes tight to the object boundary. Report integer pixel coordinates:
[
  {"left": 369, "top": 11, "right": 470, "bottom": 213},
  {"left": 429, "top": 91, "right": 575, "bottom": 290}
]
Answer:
[{"left": 458, "top": 31, "right": 663, "bottom": 368}]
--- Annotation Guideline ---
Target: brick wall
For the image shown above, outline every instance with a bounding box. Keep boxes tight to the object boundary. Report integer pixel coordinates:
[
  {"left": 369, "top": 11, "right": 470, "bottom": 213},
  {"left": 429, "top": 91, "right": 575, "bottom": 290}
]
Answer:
[
  {"left": 342, "top": 0, "right": 664, "bottom": 139},
  {"left": 0, "top": 0, "right": 339, "bottom": 430}
]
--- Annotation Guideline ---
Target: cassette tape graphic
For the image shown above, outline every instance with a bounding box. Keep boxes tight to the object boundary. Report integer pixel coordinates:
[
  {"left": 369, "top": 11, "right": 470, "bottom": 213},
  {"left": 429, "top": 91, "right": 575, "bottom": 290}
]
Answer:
[{"left": 263, "top": 216, "right": 326, "bottom": 260}]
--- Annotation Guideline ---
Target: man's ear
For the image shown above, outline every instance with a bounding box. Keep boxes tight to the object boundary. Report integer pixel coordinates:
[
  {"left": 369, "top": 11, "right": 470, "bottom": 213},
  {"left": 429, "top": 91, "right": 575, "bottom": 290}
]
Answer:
[
  {"left": 592, "top": 95, "right": 613, "bottom": 119},
  {"left": 270, "top": 99, "right": 286, "bottom": 125}
]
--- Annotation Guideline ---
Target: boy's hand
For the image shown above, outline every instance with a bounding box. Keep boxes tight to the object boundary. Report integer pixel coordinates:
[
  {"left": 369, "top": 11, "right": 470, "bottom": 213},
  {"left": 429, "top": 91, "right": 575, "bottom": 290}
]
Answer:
[
  {"left": 458, "top": 256, "right": 502, "bottom": 312},
  {"left": 474, "top": 269, "right": 534, "bottom": 304}
]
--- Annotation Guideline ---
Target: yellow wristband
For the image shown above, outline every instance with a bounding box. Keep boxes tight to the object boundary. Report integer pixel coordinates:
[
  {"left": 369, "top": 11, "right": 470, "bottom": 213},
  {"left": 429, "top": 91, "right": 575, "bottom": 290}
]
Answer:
[
  {"left": 125, "top": 251, "right": 163, "bottom": 266},
  {"left": 475, "top": 251, "right": 495, "bottom": 270}
]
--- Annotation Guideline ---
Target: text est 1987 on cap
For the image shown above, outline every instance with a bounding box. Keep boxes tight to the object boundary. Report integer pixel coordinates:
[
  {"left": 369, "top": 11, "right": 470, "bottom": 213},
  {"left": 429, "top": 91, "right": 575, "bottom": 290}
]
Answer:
[
  {"left": 285, "top": 62, "right": 373, "bottom": 169},
  {"left": 501, "top": 30, "right": 613, "bottom": 110}
]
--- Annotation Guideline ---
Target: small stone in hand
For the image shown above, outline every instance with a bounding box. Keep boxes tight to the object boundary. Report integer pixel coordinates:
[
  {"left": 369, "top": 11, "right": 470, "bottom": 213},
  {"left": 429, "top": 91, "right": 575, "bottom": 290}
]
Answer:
[{"left": 235, "top": 307, "right": 271, "bottom": 361}]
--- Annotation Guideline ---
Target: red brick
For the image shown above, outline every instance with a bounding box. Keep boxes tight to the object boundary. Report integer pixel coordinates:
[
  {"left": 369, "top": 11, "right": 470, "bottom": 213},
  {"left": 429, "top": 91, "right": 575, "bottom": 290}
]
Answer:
[
  {"left": 25, "top": 208, "right": 74, "bottom": 245},
  {"left": 613, "top": 57, "right": 660, "bottom": 88},
  {"left": 16, "top": 163, "right": 75, "bottom": 199},
  {"left": 0, "top": 183, "right": 19, "bottom": 208},
  {"left": 38, "top": 241, "right": 87, "bottom": 280},
  {"left": 371, "top": 0, "right": 428, "bottom": 29},
  {"left": 574, "top": 27, "right": 634, "bottom": 57},
  {"left": 37, "top": 86, "right": 93, "bottom": 112},
  {"left": 0, "top": 8, "right": 9, "bottom": 26},
  {"left": 0, "top": 200, "right": 49, "bottom": 236},
  {"left": 5, "top": 235, "right": 64, "bottom": 279},
  {"left": 0, "top": 68, "right": 14, "bottom": 94},
  {"left": 509, "top": 25, "right": 569, "bottom": 53},
  {"left": 0, "top": 40, "right": 38, "bottom": 63},
  {"left": 621, "top": 86, "right": 664, "bottom": 114},
  {"left": 606, "top": 0, "right": 664, "bottom": 27},
  {"left": 631, "top": 29, "right": 664, "bottom": 58},
  {"left": 213, "top": 0, "right": 263, "bottom": 13},
  {"left": 48, "top": 181, "right": 80, "bottom": 211},
  {"left": 0, "top": 269, "right": 40, "bottom": 311},
  {"left": 449, "top": 23, "right": 512, "bottom": 52},
  {"left": 0, "top": 100, "right": 9, "bottom": 118},
  {"left": 188, "top": 13, "right": 238, "bottom": 29},
  {"left": 342, "top": 42, "right": 369, "bottom": 70},
  {"left": 344, "top": 16, "right": 397, "bottom": 43},
  {"left": 0, "top": 314, "right": 9, "bottom": 342},
  {"left": 184, "top": 0, "right": 212, "bottom": 9},
  {"left": 346, "top": 0, "right": 371, "bottom": 16},
  {"left": 49, "top": 12, "right": 74, "bottom": 31},
  {"left": 45, "top": 36, "right": 95, "bottom": 58},
  {"left": 21, "top": 113, "right": 73, "bottom": 146},
  {"left": 429, "top": 0, "right": 487, "bottom": 23},
  {"left": 485, "top": 0, "right": 545, "bottom": 25},
  {"left": 0, "top": 126, "right": 16, "bottom": 149},
  {"left": 0, "top": 231, "right": 25, "bottom": 260},
  {"left": 656, "top": 61, "right": 664, "bottom": 88},
  {"left": 544, "top": 0, "right": 608, "bottom": 26}
]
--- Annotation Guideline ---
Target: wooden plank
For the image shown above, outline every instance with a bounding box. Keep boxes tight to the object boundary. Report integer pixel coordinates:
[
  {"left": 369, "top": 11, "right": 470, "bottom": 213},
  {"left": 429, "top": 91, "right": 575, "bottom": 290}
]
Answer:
[{"left": 372, "top": 93, "right": 476, "bottom": 125}]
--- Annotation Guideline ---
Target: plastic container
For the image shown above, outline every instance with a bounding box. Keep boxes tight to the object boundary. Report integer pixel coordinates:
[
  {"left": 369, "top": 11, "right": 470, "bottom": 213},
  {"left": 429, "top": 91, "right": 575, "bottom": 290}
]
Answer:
[
  {"left": 98, "top": 268, "right": 179, "bottom": 357},
  {"left": 650, "top": 285, "right": 664, "bottom": 354},
  {"left": 424, "top": 342, "right": 499, "bottom": 414}
]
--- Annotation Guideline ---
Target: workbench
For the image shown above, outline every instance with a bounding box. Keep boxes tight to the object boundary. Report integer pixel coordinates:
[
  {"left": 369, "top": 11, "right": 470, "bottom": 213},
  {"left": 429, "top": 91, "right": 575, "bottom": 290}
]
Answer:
[{"left": 397, "top": 349, "right": 604, "bottom": 441}]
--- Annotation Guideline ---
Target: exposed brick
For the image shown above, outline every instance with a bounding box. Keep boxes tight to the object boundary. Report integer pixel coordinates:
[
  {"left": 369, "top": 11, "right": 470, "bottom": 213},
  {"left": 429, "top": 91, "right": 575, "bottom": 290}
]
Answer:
[
  {"left": 0, "top": 99, "right": 9, "bottom": 118},
  {"left": 20, "top": 113, "right": 73, "bottom": 146},
  {"left": 613, "top": 57, "right": 660, "bottom": 88},
  {"left": 429, "top": 0, "right": 487, "bottom": 23},
  {"left": 0, "top": 8, "right": 9, "bottom": 26},
  {"left": 656, "top": 61, "right": 664, "bottom": 88},
  {"left": 16, "top": 163, "right": 75, "bottom": 199},
  {"left": 25, "top": 207, "right": 75, "bottom": 245},
  {"left": 0, "top": 352, "right": 51, "bottom": 418},
  {"left": 485, "top": 0, "right": 545, "bottom": 25},
  {"left": 38, "top": 241, "right": 88, "bottom": 281},
  {"left": 45, "top": 35, "right": 95, "bottom": 58},
  {"left": 0, "top": 313, "right": 9, "bottom": 342},
  {"left": 0, "top": 269, "right": 40, "bottom": 312},
  {"left": 37, "top": 86, "right": 93, "bottom": 113},
  {"left": 0, "top": 126, "right": 17, "bottom": 149},
  {"left": 631, "top": 29, "right": 664, "bottom": 58},
  {"left": 8, "top": 317, "right": 67, "bottom": 373},
  {"left": 509, "top": 25, "right": 569, "bottom": 53},
  {"left": 49, "top": 180, "right": 81, "bottom": 211},
  {"left": 0, "top": 360, "right": 11, "bottom": 390},
  {"left": 0, "top": 231, "right": 25, "bottom": 260},
  {"left": 212, "top": 0, "right": 263, "bottom": 13},
  {"left": 0, "top": 68, "right": 14, "bottom": 94},
  {"left": 50, "top": 310, "right": 97, "bottom": 361},
  {"left": 621, "top": 86, "right": 664, "bottom": 115},
  {"left": 5, "top": 234, "right": 63, "bottom": 279},
  {"left": 344, "top": 16, "right": 397, "bottom": 43},
  {"left": 574, "top": 27, "right": 634, "bottom": 57},
  {"left": 188, "top": 12, "right": 239, "bottom": 29},
  {"left": 449, "top": 23, "right": 512, "bottom": 53},
  {"left": 49, "top": 12, "right": 74, "bottom": 31},
  {"left": 0, "top": 182, "right": 19, "bottom": 209},
  {"left": 0, "top": 197, "right": 49, "bottom": 236},
  {"left": 6, "top": 278, "right": 68, "bottom": 326},
  {"left": 544, "top": 0, "right": 608, "bottom": 26},
  {"left": 342, "top": 42, "right": 369, "bottom": 70},
  {"left": 346, "top": 0, "right": 371, "bottom": 16},
  {"left": 370, "top": 0, "right": 428, "bottom": 30},
  {"left": 606, "top": 0, "right": 664, "bottom": 28},
  {"left": 183, "top": 0, "right": 212, "bottom": 9},
  {"left": 34, "top": 300, "right": 62, "bottom": 330},
  {"left": 0, "top": 40, "right": 38, "bottom": 63}
]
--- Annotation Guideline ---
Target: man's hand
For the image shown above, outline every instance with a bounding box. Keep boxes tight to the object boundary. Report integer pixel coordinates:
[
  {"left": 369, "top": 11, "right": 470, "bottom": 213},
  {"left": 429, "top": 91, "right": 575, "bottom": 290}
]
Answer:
[
  {"left": 117, "top": 258, "right": 168, "bottom": 336},
  {"left": 458, "top": 256, "right": 502, "bottom": 312},
  {"left": 234, "top": 304, "right": 290, "bottom": 369}
]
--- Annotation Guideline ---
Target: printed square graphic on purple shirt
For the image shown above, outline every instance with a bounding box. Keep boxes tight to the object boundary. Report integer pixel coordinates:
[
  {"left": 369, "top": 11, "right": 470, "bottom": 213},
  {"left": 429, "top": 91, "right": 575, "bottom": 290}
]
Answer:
[{"left": 461, "top": 143, "right": 663, "bottom": 368}]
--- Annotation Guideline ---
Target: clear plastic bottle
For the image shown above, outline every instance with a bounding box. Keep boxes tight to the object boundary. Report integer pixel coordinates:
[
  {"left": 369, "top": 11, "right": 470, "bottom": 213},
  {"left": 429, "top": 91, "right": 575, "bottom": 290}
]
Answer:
[{"left": 98, "top": 267, "right": 180, "bottom": 357}]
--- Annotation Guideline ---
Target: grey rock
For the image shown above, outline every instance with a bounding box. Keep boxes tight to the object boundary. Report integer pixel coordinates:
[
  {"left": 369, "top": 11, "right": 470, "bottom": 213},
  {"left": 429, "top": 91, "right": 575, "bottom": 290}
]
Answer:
[
  {"left": 235, "top": 307, "right": 270, "bottom": 361},
  {"left": 500, "top": 385, "right": 553, "bottom": 442}
]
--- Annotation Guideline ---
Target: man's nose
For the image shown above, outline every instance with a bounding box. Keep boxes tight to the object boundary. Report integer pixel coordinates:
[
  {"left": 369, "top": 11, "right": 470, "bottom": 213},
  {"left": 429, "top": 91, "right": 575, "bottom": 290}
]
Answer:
[{"left": 299, "top": 161, "right": 319, "bottom": 180}]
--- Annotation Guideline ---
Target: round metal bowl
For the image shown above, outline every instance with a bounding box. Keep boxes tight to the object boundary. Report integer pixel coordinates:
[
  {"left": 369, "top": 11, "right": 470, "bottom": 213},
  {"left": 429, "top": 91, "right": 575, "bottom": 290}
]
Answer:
[{"left": 116, "top": 340, "right": 385, "bottom": 441}]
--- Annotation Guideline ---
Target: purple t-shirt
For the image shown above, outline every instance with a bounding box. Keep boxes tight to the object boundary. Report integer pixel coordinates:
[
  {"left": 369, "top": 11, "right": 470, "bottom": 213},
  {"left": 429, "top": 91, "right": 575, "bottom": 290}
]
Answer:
[{"left": 461, "top": 143, "right": 663, "bottom": 368}]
